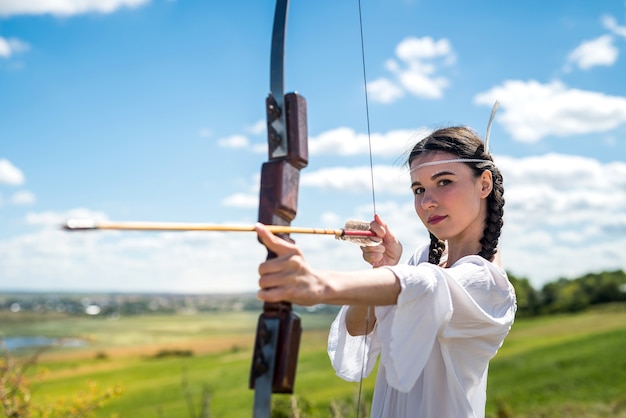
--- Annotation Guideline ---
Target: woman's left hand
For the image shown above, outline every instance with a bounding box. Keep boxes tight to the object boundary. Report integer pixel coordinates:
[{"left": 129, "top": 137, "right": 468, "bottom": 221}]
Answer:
[{"left": 255, "top": 223, "right": 327, "bottom": 306}]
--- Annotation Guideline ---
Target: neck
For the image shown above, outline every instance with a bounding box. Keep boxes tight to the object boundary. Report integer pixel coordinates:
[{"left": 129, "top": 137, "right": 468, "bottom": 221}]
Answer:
[
  {"left": 443, "top": 241, "right": 483, "bottom": 267},
  {"left": 442, "top": 215, "right": 486, "bottom": 267}
]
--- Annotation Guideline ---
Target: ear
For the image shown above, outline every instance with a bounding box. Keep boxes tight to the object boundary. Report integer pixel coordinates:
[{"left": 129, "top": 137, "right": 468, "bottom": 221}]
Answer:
[{"left": 478, "top": 170, "right": 493, "bottom": 199}]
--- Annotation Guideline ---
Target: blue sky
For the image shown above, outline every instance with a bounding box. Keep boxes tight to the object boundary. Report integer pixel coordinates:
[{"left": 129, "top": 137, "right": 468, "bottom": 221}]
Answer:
[{"left": 1, "top": 0, "right": 625, "bottom": 293}]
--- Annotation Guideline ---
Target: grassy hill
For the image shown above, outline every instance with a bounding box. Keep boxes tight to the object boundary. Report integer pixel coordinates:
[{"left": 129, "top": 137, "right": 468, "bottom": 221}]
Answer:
[
  {"left": 487, "top": 304, "right": 626, "bottom": 417},
  {"left": 2, "top": 304, "right": 626, "bottom": 417}
]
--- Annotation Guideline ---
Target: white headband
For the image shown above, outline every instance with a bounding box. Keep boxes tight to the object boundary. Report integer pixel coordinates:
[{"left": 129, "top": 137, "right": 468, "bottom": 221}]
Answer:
[{"left": 411, "top": 158, "right": 494, "bottom": 171}]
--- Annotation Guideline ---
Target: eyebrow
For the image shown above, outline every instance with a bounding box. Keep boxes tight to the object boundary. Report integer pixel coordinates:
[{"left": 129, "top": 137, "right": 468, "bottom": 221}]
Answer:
[{"left": 411, "top": 170, "right": 456, "bottom": 188}]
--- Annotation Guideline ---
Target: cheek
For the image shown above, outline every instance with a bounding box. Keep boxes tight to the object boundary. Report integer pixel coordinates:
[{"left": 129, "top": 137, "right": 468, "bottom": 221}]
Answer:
[
  {"left": 413, "top": 197, "right": 420, "bottom": 214},
  {"left": 413, "top": 197, "right": 430, "bottom": 223},
  {"left": 413, "top": 196, "right": 424, "bottom": 215}
]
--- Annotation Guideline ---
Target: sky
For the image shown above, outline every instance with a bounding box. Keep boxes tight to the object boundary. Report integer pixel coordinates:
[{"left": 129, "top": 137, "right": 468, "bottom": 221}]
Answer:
[{"left": 1, "top": 0, "right": 625, "bottom": 294}]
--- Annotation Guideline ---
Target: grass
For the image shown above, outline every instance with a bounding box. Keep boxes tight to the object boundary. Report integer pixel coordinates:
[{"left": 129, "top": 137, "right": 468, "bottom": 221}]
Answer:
[
  {"left": 3, "top": 304, "right": 626, "bottom": 417},
  {"left": 486, "top": 305, "right": 626, "bottom": 417}
]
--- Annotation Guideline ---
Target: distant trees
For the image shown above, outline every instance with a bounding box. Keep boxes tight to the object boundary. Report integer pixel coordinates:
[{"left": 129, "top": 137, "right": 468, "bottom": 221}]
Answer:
[
  {"left": 1, "top": 270, "right": 625, "bottom": 320},
  {"left": 508, "top": 270, "right": 626, "bottom": 317}
]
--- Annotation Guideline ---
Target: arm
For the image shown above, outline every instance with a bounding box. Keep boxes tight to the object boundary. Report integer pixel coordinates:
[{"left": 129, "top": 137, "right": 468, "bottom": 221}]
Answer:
[
  {"left": 255, "top": 223, "right": 401, "bottom": 307},
  {"left": 345, "top": 305, "right": 376, "bottom": 336}
]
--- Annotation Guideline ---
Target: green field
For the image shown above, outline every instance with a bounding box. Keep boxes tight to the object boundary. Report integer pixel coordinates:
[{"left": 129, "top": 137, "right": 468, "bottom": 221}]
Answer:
[{"left": 2, "top": 304, "right": 626, "bottom": 417}]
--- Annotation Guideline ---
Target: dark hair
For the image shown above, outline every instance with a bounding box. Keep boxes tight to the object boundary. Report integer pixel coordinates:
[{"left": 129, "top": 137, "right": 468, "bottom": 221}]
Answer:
[{"left": 408, "top": 126, "right": 505, "bottom": 264}]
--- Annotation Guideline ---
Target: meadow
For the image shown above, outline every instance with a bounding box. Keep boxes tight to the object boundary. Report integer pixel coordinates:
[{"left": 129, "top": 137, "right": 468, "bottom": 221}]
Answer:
[{"left": 2, "top": 304, "right": 626, "bottom": 417}]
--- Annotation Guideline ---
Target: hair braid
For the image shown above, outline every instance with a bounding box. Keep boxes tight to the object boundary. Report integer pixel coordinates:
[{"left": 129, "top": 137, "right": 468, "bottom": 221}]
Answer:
[
  {"left": 478, "top": 165, "right": 505, "bottom": 261},
  {"left": 428, "top": 232, "right": 446, "bottom": 265}
]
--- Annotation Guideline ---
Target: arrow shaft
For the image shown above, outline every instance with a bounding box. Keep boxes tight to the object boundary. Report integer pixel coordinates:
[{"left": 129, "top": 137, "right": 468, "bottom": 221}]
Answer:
[{"left": 63, "top": 220, "right": 376, "bottom": 237}]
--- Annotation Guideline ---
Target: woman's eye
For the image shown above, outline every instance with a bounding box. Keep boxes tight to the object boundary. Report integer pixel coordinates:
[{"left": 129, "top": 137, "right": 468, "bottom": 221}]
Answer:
[
  {"left": 438, "top": 179, "right": 452, "bottom": 187},
  {"left": 413, "top": 187, "right": 425, "bottom": 195}
]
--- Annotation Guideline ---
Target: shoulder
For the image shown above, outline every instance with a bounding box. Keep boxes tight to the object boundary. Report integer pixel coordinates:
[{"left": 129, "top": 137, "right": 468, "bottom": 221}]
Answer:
[
  {"left": 447, "top": 256, "right": 516, "bottom": 314},
  {"left": 400, "top": 246, "right": 513, "bottom": 297},
  {"left": 449, "top": 255, "right": 508, "bottom": 288}
]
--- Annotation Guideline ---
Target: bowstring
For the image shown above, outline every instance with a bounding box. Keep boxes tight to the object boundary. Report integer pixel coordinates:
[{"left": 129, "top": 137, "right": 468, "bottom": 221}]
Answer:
[
  {"left": 358, "top": 0, "right": 377, "bottom": 216},
  {"left": 356, "top": 0, "right": 375, "bottom": 416}
]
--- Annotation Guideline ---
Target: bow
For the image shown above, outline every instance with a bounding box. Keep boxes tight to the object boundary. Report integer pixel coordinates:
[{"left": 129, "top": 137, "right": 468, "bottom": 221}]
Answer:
[
  {"left": 248, "top": 1, "right": 307, "bottom": 416},
  {"left": 58, "top": 1, "right": 368, "bottom": 414}
]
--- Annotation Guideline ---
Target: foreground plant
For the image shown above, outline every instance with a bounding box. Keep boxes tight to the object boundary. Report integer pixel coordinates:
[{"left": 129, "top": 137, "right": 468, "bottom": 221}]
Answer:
[{"left": 0, "top": 342, "right": 122, "bottom": 417}]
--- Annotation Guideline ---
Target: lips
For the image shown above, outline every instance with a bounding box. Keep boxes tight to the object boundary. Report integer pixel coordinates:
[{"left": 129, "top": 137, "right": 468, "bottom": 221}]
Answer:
[{"left": 427, "top": 215, "right": 447, "bottom": 225}]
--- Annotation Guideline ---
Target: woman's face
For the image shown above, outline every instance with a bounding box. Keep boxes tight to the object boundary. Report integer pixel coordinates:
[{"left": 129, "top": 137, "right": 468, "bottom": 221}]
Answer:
[{"left": 410, "top": 152, "right": 492, "bottom": 244}]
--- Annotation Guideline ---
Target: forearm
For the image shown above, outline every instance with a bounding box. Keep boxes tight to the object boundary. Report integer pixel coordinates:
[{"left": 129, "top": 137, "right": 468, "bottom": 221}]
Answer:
[
  {"left": 255, "top": 223, "right": 402, "bottom": 307},
  {"left": 338, "top": 269, "right": 400, "bottom": 335},
  {"left": 322, "top": 267, "right": 401, "bottom": 306}
]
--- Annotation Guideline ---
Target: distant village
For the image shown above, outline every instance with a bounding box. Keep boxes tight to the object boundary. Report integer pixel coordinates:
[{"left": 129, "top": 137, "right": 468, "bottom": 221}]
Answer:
[
  {"left": 3, "top": 268, "right": 625, "bottom": 319},
  {"left": 0, "top": 292, "right": 340, "bottom": 317}
]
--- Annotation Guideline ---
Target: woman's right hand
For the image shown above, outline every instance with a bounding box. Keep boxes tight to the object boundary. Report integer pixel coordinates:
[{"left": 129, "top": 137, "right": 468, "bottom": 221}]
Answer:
[{"left": 361, "top": 214, "right": 402, "bottom": 268}]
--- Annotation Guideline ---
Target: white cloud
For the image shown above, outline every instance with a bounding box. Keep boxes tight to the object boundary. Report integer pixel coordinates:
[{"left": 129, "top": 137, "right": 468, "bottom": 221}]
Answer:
[
  {"left": 0, "top": 37, "right": 30, "bottom": 59},
  {"left": 367, "top": 78, "right": 404, "bottom": 104},
  {"left": 0, "top": 220, "right": 267, "bottom": 293},
  {"left": 565, "top": 35, "right": 618, "bottom": 71},
  {"left": 224, "top": 124, "right": 423, "bottom": 158},
  {"left": 499, "top": 154, "right": 626, "bottom": 226},
  {"left": 222, "top": 192, "right": 258, "bottom": 209},
  {"left": 368, "top": 36, "right": 456, "bottom": 103},
  {"left": 602, "top": 15, "right": 626, "bottom": 38},
  {"left": 496, "top": 153, "right": 626, "bottom": 284},
  {"left": 319, "top": 211, "right": 342, "bottom": 227},
  {"left": 309, "top": 127, "right": 424, "bottom": 157},
  {"left": 221, "top": 173, "right": 260, "bottom": 209},
  {"left": 395, "top": 36, "right": 455, "bottom": 63},
  {"left": 0, "top": 159, "right": 25, "bottom": 185},
  {"left": 1, "top": 152, "right": 625, "bottom": 293},
  {"left": 302, "top": 166, "right": 377, "bottom": 193},
  {"left": 217, "top": 134, "right": 249, "bottom": 149},
  {"left": 474, "top": 80, "right": 626, "bottom": 142},
  {"left": 247, "top": 120, "right": 266, "bottom": 135},
  {"left": 302, "top": 165, "right": 407, "bottom": 195},
  {"left": 26, "top": 207, "right": 109, "bottom": 227},
  {"left": 0, "top": 0, "right": 150, "bottom": 17},
  {"left": 11, "top": 190, "right": 36, "bottom": 205}
]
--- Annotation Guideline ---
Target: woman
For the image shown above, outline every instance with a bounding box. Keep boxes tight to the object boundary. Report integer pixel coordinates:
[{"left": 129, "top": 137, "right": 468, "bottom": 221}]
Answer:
[{"left": 256, "top": 126, "right": 517, "bottom": 417}]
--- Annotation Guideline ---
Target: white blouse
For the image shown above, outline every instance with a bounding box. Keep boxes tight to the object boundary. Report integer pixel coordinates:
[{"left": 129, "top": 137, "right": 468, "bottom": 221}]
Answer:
[{"left": 328, "top": 245, "right": 517, "bottom": 418}]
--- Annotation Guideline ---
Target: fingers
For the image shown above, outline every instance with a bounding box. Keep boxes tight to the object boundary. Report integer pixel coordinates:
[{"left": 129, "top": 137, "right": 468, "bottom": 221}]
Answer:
[
  {"left": 256, "top": 253, "right": 294, "bottom": 303},
  {"left": 255, "top": 223, "right": 300, "bottom": 257},
  {"left": 368, "top": 214, "right": 386, "bottom": 238},
  {"left": 361, "top": 243, "right": 386, "bottom": 266},
  {"left": 256, "top": 255, "right": 319, "bottom": 306},
  {"left": 257, "top": 286, "right": 291, "bottom": 304},
  {"left": 256, "top": 223, "right": 308, "bottom": 304},
  {"left": 373, "top": 214, "right": 398, "bottom": 241}
]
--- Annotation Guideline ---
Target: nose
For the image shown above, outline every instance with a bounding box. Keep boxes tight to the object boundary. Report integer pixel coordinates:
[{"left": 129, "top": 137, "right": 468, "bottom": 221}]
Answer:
[{"left": 420, "top": 189, "right": 437, "bottom": 209}]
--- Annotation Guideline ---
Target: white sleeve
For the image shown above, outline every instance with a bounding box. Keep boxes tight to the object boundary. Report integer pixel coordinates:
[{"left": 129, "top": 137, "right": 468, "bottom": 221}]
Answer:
[
  {"left": 327, "top": 305, "right": 382, "bottom": 382},
  {"left": 326, "top": 247, "right": 427, "bottom": 382},
  {"left": 376, "top": 262, "right": 454, "bottom": 392}
]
